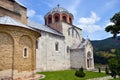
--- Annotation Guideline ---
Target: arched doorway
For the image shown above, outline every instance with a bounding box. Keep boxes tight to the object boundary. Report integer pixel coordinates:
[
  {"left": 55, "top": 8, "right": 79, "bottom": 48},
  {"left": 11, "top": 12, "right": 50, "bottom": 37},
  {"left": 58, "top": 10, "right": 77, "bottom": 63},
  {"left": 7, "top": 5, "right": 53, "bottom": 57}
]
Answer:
[
  {"left": 87, "top": 52, "right": 92, "bottom": 68},
  {"left": 0, "top": 32, "right": 14, "bottom": 77}
]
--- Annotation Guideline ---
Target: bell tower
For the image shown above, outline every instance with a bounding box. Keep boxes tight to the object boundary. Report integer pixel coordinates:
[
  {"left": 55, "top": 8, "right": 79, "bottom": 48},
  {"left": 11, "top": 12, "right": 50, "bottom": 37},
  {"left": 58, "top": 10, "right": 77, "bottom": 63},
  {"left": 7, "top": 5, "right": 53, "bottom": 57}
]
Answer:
[{"left": 44, "top": 5, "right": 74, "bottom": 33}]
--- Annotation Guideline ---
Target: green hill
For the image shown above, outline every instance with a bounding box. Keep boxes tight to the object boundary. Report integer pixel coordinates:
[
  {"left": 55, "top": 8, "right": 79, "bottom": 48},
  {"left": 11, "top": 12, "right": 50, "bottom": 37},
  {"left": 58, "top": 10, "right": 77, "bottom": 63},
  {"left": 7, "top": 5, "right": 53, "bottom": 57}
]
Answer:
[{"left": 91, "top": 36, "right": 120, "bottom": 64}]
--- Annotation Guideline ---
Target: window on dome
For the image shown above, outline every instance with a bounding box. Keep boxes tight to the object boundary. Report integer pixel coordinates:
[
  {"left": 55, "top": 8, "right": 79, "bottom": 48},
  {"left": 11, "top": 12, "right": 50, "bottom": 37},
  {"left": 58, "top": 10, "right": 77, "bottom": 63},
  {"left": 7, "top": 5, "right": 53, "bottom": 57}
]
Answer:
[
  {"left": 63, "top": 16, "right": 67, "bottom": 22},
  {"left": 48, "top": 17, "right": 52, "bottom": 24},
  {"left": 55, "top": 16, "right": 59, "bottom": 22},
  {"left": 69, "top": 18, "right": 72, "bottom": 24}
]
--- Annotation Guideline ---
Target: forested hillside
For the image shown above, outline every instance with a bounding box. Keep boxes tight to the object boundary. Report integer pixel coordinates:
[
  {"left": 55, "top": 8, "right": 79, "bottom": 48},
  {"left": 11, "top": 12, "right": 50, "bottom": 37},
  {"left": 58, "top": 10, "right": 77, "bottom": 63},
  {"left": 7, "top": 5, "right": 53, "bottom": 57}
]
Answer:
[{"left": 91, "top": 36, "right": 120, "bottom": 64}]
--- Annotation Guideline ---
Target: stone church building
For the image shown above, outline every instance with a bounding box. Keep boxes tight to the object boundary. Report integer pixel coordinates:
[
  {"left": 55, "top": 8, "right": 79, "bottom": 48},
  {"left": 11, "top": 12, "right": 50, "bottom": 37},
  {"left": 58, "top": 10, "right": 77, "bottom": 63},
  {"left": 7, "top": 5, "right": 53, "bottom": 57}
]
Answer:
[
  {"left": 0, "top": 0, "right": 94, "bottom": 79},
  {"left": 31, "top": 5, "right": 94, "bottom": 71}
]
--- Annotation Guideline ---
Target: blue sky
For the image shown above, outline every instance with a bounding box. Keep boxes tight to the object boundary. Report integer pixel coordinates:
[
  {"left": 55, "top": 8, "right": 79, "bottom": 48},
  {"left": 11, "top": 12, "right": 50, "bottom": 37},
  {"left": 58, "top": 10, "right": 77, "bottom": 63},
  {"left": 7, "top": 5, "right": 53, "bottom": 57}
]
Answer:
[{"left": 17, "top": 0, "right": 120, "bottom": 40}]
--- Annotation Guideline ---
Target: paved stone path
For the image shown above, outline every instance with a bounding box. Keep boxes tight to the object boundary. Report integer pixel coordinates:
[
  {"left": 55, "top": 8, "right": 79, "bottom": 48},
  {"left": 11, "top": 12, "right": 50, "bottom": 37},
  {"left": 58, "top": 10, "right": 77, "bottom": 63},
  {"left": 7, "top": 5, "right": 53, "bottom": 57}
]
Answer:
[{"left": 87, "top": 76, "right": 113, "bottom": 80}]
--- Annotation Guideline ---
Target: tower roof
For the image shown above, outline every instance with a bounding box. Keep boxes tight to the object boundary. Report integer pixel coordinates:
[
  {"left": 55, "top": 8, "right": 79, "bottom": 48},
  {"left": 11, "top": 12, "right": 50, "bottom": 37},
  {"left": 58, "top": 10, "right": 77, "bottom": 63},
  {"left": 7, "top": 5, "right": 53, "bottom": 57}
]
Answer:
[
  {"left": 45, "top": 5, "right": 73, "bottom": 18},
  {"left": 50, "top": 4, "right": 69, "bottom": 13}
]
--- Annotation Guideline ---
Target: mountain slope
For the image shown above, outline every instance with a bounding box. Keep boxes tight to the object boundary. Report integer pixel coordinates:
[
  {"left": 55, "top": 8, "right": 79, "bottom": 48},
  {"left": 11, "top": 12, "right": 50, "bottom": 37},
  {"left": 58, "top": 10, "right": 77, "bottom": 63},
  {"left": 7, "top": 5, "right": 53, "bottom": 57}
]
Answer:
[
  {"left": 91, "top": 36, "right": 120, "bottom": 64},
  {"left": 91, "top": 36, "right": 120, "bottom": 52}
]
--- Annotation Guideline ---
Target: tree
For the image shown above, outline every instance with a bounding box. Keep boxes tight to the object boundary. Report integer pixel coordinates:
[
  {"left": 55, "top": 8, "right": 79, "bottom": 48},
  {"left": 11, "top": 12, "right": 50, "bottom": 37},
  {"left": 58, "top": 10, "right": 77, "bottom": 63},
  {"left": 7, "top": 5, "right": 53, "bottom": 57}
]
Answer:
[
  {"left": 108, "top": 50, "right": 120, "bottom": 78},
  {"left": 105, "top": 12, "right": 120, "bottom": 39},
  {"left": 108, "top": 58, "right": 118, "bottom": 78}
]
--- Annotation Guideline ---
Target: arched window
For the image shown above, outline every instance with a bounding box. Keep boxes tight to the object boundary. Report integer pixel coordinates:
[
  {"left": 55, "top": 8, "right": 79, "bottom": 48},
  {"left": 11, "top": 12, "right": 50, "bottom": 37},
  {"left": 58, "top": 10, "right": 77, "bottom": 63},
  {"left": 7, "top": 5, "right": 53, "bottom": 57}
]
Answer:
[
  {"left": 55, "top": 42, "right": 59, "bottom": 51},
  {"left": 23, "top": 48, "right": 28, "bottom": 58},
  {"left": 63, "top": 16, "right": 67, "bottom": 22},
  {"left": 87, "top": 52, "right": 92, "bottom": 68},
  {"left": 48, "top": 17, "right": 52, "bottom": 24},
  {"left": 55, "top": 16, "right": 59, "bottom": 22}
]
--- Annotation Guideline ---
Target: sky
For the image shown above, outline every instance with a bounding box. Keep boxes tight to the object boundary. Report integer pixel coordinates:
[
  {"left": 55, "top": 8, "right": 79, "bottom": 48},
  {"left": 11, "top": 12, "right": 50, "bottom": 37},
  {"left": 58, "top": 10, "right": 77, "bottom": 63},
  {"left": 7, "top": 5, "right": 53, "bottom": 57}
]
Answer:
[{"left": 16, "top": 0, "right": 120, "bottom": 40}]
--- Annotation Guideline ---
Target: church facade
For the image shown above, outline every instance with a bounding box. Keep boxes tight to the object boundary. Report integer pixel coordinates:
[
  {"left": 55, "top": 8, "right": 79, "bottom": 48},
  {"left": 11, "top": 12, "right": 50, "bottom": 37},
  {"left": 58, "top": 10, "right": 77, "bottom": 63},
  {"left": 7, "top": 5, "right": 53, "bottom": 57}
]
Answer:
[
  {"left": 28, "top": 5, "right": 94, "bottom": 71},
  {"left": 0, "top": 0, "right": 94, "bottom": 79},
  {"left": 0, "top": 0, "right": 40, "bottom": 79}
]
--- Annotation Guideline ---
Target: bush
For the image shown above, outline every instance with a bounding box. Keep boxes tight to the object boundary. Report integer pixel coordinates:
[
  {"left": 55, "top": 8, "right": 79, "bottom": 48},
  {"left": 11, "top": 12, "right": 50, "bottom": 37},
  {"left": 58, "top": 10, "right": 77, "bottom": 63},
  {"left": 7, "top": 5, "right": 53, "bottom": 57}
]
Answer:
[{"left": 75, "top": 67, "right": 85, "bottom": 77}]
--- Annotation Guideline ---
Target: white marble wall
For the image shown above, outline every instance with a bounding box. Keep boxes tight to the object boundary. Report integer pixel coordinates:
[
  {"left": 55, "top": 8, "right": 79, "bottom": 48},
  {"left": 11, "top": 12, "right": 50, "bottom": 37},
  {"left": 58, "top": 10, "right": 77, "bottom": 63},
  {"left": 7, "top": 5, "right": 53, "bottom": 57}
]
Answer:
[
  {"left": 70, "top": 48, "right": 86, "bottom": 69},
  {"left": 36, "top": 31, "right": 70, "bottom": 71},
  {"left": 36, "top": 22, "right": 94, "bottom": 71}
]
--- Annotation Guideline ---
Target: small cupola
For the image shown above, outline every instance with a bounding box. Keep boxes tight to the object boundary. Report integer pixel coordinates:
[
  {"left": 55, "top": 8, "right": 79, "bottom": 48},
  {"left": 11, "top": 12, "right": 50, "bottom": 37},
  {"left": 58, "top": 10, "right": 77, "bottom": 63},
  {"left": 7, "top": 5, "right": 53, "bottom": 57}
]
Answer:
[{"left": 44, "top": 4, "right": 74, "bottom": 25}]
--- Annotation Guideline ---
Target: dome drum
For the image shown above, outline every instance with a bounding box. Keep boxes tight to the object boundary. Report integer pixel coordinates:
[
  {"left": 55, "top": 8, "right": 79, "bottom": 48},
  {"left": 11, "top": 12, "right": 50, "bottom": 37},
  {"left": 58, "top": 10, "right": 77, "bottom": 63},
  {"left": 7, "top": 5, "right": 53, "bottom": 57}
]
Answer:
[{"left": 44, "top": 5, "right": 73, "bottom": 25}]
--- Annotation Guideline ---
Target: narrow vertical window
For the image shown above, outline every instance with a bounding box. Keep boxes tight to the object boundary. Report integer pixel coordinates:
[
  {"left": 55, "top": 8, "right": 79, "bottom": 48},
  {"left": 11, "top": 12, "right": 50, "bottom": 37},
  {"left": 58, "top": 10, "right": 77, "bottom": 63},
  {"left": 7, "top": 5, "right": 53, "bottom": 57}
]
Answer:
[
  {"left": 55, "top": 42, "right": 59, "bottom": 51},
  {"left": 72, "top": 29, "right": 74, "bottom": 37},
  {"left": 23, "top": 48, "right": 28, "bottom": 58},
  {"left": 67, "top": 46, "right": 69, "bottom": 53},
  {"left": 68, "top": 30, "right": 70, "bottom": 36},
  {"left": 36, "top": 40, "right": 38, "bottom": 49}
]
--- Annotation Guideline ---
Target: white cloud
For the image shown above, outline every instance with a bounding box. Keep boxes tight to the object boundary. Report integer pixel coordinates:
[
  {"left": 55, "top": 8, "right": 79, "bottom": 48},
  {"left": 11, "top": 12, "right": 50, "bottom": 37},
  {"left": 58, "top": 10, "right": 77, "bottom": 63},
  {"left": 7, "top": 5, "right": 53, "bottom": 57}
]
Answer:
[
  {"left": 37, "top": 15, "right": 44, "bottom": 23},
  {"left": 78, "top": 24, "right": 102, "bottom": 33},
  {"left": 105, "top": 0, "right": 118, "bottom": 7},
  {"left": 37, "top": 15, "right": 43, "bottom": 21},
  {"left": 78, "top": 11, "right": 102, "bottom": 33},
  {"left": 78, "top": 12, "right": 100, "bottom": 24},
  {"left": 106, "top": 22, "right": 114, "bottom": 26},
  {"left": 67, "top": 0, "right": 81, "bottom": 15},
  {"left": 27, "top": 9, "right": 36, "bottom": 18}
]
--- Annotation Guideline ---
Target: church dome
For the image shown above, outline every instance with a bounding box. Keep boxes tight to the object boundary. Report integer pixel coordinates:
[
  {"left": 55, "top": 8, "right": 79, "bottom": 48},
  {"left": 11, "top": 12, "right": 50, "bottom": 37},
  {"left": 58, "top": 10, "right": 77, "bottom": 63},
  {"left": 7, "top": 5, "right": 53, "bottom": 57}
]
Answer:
[
  {"left": 44, "top": 5, "right": 74, "bottom": 26},
  {"left": 47, "top": 5, "right": 69, "bottom": 15}
]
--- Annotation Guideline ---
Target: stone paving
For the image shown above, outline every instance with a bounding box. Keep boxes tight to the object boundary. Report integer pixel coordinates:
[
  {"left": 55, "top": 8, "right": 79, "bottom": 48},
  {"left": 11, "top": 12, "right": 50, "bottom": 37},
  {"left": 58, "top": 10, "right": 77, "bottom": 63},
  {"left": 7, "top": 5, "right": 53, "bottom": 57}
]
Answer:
[
  {"left": 16, "top": 74, "right": 45, "bottom": 80},
  {"left": 87, "top": 76, "right": 115, "bottom": 80},
  {"left": 0, "top": 74, "right": 45, "bottom": 80},
  {"left": 87, "top": 76, "right": 112, "bottom": 80}
]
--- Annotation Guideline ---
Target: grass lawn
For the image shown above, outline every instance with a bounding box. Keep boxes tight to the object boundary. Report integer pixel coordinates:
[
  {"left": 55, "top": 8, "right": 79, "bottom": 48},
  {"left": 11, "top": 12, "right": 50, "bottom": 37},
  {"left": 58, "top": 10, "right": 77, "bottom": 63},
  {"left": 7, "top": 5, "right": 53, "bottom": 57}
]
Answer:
[{"left": 37, "top": 70, "right": 108, "bottom": 80}]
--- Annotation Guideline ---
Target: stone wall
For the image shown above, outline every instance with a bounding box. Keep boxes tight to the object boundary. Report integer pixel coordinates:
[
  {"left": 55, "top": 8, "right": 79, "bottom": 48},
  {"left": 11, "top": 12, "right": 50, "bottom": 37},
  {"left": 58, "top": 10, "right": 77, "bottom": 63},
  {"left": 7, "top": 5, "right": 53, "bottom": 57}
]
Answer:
[
  {"left": 0, "top": 0, "right": 27, "bottom": 24},
  {"left": 0, "top": 25, "right": 40, "bottom": 78},
  {"left": 61, "top": 22, "right": 82, "bottom": 68},
  {"left": 70, "top": 40, "right": 94, "bottom": 70},
  {"left": 70, "top": 48, "right": 86, "bottom": 69},
  {"left": 36, "top": 31, "right": 69, "bottom": 71},
  {"left": 36, "top": 22, "right": 85, "bottom": 71}
]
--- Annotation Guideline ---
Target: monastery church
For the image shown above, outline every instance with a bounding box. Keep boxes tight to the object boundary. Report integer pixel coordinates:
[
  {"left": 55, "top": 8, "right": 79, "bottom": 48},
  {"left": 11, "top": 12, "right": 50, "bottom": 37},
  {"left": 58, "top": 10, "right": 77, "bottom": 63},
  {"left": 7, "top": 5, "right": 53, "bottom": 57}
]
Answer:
[{"left": 0, "top": 0, "right": 94, "bottom": 79}]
